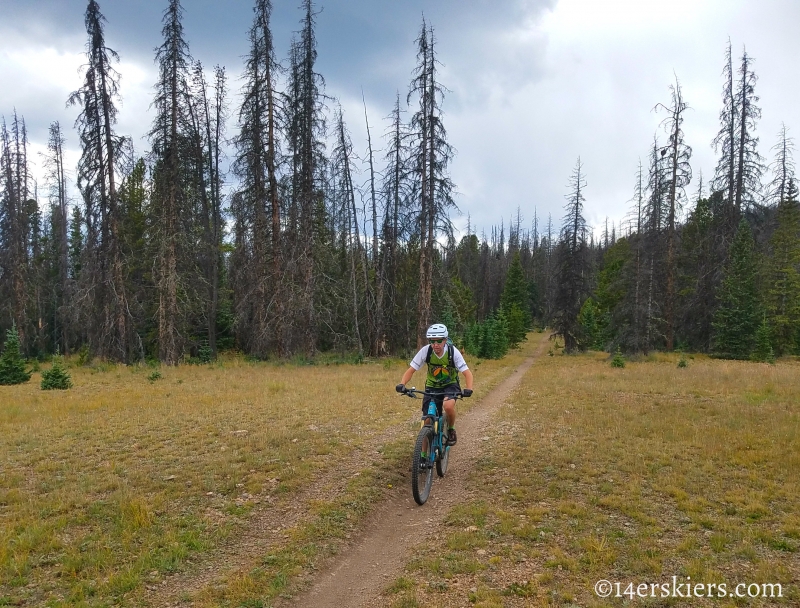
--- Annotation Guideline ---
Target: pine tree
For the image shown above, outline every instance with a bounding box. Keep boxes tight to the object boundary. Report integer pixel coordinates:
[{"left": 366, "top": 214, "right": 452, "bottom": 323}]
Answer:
[
  {"left": 149, "top": 0, "right": 193, "bottom": 364},
  {"left": 41, "top": 355, "right": 73, "bottom": 390},
  {"left": 767, "top": 124, "right": 795, "bottom": 207},
  {"left": 67, "top": 0, "right": 132, "bottom": 362},
  {"left": 409, "top": 19, "right": 457, "bottom": 347},
  {"left": 286, "top": 0, "right": 326, "bottom": 356},
  {"left": 655, "top": 77, "right": 692, "bottom": 350},
  {"left": 764, "top": 178, "right": 800, "bottom": 355},
  {"left": 500, "top": 251, "right": 530, "bottom": 347},
  {"left": 554, "top": 158, "right": 589, "bottom": 352},
  {"left": 712, "top": 217, "right": 761, "bottom": 358},
  {"left": 0, "top": 324, "right": 31, "bottom": 385},
  {"left": 0, "top": 114, "right": 32, "bottom": 350},
  {"left": 42, "top": 122, "right": 71, "bottom": 355},
  {"left": 712, "top": 39, "right": 737, "bottom": 213},
  {"left": 751, "top": 314, "right": 775, "bottom": 363},
  {"left": 233, "top": 0, "right": 282, "bottom": 357}
]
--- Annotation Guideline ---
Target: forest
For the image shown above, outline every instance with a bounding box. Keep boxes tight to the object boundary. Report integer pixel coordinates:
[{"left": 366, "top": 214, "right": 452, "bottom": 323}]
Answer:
[{"left": 0, "top": 0, "right": 798, "bottom": 365}]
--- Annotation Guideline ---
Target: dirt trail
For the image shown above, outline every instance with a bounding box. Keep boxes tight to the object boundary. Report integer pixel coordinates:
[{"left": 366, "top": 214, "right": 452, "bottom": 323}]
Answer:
[{"left": 289, "top": 337, "right": 548, "bottom": 608}]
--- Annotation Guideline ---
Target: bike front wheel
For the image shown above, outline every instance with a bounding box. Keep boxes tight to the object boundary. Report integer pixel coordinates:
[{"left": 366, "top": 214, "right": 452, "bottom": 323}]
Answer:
[
  {"left": 412, "top": 425, "right": 434, "bottom": 505},
  {"left": 436, "top": 419, "right": 449, "bottom": 478}
]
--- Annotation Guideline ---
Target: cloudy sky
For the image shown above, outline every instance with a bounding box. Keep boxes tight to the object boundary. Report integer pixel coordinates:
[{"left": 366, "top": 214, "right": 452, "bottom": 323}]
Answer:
[{"left": 1, "top": 0, "right": 798, "bottom": 239}]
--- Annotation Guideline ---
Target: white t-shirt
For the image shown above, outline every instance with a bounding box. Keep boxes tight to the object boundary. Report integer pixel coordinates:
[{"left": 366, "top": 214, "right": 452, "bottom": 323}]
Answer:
[{"left": 409, "top": 344, "right": 469, "bottom": 372}]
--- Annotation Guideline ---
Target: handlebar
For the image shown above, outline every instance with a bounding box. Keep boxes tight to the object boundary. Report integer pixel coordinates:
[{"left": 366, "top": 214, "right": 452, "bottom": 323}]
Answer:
[{"left": 400, "top": 388, "right": 466, "bottom": 399}]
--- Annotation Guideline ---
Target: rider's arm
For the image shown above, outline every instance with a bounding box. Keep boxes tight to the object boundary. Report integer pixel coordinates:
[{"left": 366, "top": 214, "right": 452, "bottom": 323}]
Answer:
[
  {"left": 400, "top": 366, "right": 416, "bottom": 386},
  {"left": 461, "top": 368, "right": 474, "bottom": 390}
]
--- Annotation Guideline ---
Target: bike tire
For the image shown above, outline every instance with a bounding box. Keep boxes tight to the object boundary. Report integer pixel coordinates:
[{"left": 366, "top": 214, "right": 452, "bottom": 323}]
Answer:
[
  {"left": 412, "top": 425, "right": 434, "bottom": 505},
  {"left": 436, "top": 418, "right": 449, "bottom": 477}
]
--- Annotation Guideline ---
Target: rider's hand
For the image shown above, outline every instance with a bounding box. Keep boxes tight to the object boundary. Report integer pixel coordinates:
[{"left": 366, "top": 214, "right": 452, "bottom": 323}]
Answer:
[
  {"left": 396, "top": 383, "right": 407, "bottom": 393},
  {"left": 462, "top": 388, "right": 473, "bottom": 398}
]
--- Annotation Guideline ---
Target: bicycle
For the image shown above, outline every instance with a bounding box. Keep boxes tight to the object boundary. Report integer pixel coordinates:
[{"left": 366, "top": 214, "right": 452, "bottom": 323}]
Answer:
[{"left": 401, "top": 388, "right": 462, "bottom": 505}]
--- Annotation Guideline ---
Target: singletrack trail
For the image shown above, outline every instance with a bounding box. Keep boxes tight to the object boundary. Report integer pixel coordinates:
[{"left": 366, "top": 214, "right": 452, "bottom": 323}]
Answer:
[{"left": 289, "top": 337, "right": 549, "bottom": 608}]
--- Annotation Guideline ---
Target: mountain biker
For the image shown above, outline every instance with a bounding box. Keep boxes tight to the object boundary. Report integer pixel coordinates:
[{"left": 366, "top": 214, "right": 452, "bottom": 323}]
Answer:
[{"left": 396, "top": 323, "right": 474, "bottom": 446}]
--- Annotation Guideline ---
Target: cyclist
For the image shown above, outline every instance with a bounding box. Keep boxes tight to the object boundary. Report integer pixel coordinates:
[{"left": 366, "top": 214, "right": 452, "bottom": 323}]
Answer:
[{"left": 396, "top": 323, "right": 473, "bottom": 445}]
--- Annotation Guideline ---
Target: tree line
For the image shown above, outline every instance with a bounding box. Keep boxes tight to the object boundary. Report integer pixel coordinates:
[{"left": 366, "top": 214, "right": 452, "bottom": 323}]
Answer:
[
  {"left": 1, "top": 1, "right": 797, "bottom": 365},
  {"left": 548, "top": 41, "right": 798, "bottom": 359}
]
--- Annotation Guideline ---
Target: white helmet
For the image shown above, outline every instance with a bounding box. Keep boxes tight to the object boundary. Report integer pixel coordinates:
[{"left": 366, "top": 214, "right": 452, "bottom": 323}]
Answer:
[{"left": 426, "top": 323, "right": 448, "bottom": 339}]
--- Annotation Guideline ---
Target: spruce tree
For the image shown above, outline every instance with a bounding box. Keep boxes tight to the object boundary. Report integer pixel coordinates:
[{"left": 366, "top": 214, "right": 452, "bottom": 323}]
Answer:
[
  {"left": 765, "top": 179, "right": 800, "bottom": 355},
  {"left": 751, "top": 315, "right": 775, "bottom": 363},
  {"left": 554, "top": 158, "right": 589, "bottom": 352},
  {"left": 41, "top": 356, "right": 73, "bottom": 390},
  {"left": 712, "top": 218, "right": 761, "bottom": 358},
  {"left": 67, "top": 0, "right": 132, "bottom": 362},
  {"left": 149, "top": 0, "right": 193, "bottom": 364},
  {"left": 501, "top": 251, "right": 530, "bottom": 346},
  {"left": 0, "top": 324, "right": 31, "bottom": 385}
]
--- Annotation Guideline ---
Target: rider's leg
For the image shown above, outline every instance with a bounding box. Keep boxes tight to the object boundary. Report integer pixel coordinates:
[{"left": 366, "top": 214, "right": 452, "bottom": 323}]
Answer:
[{"left": 443, "top": 397, "right": 456, "bottom": 428}]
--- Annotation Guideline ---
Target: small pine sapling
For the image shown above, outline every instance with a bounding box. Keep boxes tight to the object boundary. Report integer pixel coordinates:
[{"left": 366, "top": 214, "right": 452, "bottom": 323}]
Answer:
[
  {"left": 198, "top": 340, "right": 213, "bottom": 363},
  {"left": 611, "top": 346, "right": 625, "bottom": 368},
  {"left": 0, "top": 324, "right": 32, "bottom": 385},
  {"left": 751, "top": 315, "right": 776, "bottom": 363},
  {"left": 41, "top": 355, "right": 73, "bottom": 390}
]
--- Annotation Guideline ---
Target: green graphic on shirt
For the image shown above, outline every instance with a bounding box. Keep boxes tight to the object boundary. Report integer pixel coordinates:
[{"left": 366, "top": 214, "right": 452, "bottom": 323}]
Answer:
[{"left": 426, "top": 348, "right": 458, "bottom": 388}]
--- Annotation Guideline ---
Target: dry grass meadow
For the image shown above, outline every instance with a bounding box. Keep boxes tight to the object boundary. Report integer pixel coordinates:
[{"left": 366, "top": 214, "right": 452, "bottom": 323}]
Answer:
[
  {"left": 385, "top": 348, "right": 800, "bottom": 607},
  {"left": 4, "top": 338, "right": 799, "bottom": 607},
  {"left": 0, "top": 345, "right": 530, "bottom": 607}
]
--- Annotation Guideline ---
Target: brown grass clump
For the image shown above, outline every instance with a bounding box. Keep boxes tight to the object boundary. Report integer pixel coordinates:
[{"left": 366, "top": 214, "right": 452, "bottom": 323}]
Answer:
[
  {"left": 0, "top": 346, "right": 525, "bottom": 607},
  {"left": 391, "top": 350, "right": 800, "bottom": 607}
]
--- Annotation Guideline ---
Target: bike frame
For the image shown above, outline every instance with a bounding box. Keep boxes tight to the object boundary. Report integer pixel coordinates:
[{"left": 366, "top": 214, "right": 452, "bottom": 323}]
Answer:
[{"left": 420, "top": 398, "right": 449, "bottom": 468}]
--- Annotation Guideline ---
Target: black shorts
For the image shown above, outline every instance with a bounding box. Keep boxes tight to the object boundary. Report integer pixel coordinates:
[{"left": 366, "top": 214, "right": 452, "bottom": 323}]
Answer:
[{"left": 422, "top": 384, "right": 460, "bottom": 416}]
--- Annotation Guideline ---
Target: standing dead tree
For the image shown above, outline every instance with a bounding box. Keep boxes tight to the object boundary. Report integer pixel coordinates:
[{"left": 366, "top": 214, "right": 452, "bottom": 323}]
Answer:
[
  {"left": 654, "top": 76, "right": 692, "bottom": 350},
  {"left": 408, "top": 20, "right": 456, "bottom": 347},
  {"left": 68, "top": 0, "right": 133, "bottom": 361}
]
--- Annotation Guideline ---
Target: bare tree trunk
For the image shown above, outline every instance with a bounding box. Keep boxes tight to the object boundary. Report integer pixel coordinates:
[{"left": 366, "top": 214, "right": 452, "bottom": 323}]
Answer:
[{"left": 363, "top": 93, "right": 381, "bottom": 355}]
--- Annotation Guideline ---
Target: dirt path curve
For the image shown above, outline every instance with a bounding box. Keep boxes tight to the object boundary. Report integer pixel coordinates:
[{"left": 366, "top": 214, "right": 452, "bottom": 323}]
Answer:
[{"left": 289, "top": 337, "right": 548, "bottom": 608}]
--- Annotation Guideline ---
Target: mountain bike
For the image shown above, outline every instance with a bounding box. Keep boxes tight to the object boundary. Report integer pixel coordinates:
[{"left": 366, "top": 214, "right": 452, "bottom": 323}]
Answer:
[{"left": 401, "top": 388, "right": 462, "bottom": 505}]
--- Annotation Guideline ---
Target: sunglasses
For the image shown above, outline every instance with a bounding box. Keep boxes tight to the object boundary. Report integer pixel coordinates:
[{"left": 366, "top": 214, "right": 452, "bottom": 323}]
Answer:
[{"left": 429, "top": 338, "right": 445, "bottom": 344}]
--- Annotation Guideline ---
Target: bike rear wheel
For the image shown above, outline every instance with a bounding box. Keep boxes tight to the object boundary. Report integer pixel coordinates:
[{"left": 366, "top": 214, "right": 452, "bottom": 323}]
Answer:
[{"left": 412, "top": 425, "right": 434, "bottom": 505}]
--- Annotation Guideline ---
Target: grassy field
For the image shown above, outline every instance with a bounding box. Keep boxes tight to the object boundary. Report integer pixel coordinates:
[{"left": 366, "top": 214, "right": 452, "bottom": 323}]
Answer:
[
  {"left": 387, "top": 349, "right": 800, "bottom": 607},
  {"left": 0, "top": 345, "right": 530, "bottom": 607}
]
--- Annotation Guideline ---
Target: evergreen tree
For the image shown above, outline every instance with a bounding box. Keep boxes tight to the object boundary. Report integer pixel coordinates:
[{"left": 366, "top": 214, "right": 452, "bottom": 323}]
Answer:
[
  {"left": 41, "top": 355, "right": 73, "bottom": 390},
  {"left": 233, "top": 0, "right": 283, "bottom": 357},
  {"left": 764, "top": 178, "right": 800, "bottom": 355},
  {"left": 766, "top": 124, "right": 795, "bottom": 207},
  {"left": 500, "top": 251, "right": 530, "bottom": 346},
  {"left": 553, "top": 158, "right": 589, "bottom": 352},
  {"left": 149, "top": 0, "right": 193, "bottom": 364},
  {"left": 409, "top": 20, "right": 457, "bottom": 347},
  {"left": 285, "top": 0, "right": 326, "bottom": 356},
  {"left": 751, "top": 314, "right": 775, "bottom": 363},
  {"left": 655, "top": 77, "right": 692, "bottom": 349},
  {"left": 0, "top": 324, "right": 31, "bottom": 385},
  {"left": 0, "top": 114, "right": 32, "bottom": 350},
  {"left": 67, "top": 0, "right": 133, "bottom": 362},
  {"left": 712, "top": 217, "right": 761, "bottom": 358}
]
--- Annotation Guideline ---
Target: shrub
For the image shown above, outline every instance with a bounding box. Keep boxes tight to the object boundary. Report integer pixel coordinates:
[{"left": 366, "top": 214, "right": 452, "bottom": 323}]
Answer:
[
  {"left": 148, "top": 370, "right": 162, "bottom": 382},
  {"left": 41, "top": 357, "right": 73, "bottom": 390},
  {"left": 0, "top": 324, "right": 31, "bottom": 385},
  {"left": 677, "top": 355, "right": 688, "bottom": 368}
]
